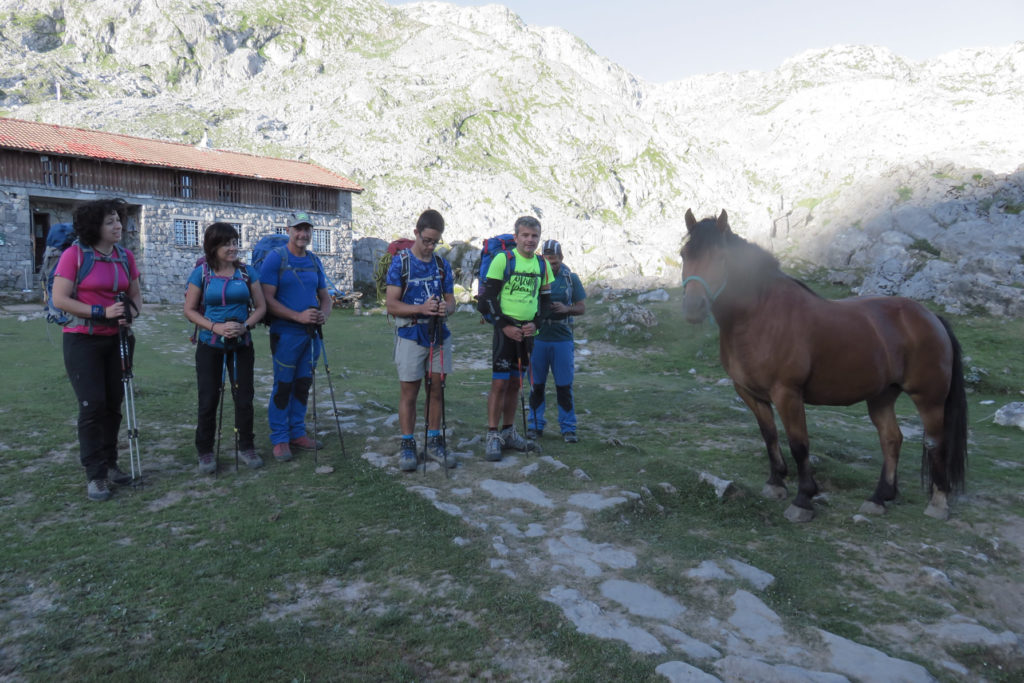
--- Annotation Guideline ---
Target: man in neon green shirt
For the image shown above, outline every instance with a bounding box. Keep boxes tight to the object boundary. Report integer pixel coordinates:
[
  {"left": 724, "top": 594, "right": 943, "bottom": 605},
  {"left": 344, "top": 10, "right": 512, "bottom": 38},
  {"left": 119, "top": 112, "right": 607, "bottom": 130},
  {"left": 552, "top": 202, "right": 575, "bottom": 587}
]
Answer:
[{"left": 478, "top": 216, "right": 554, "bottom": 461}]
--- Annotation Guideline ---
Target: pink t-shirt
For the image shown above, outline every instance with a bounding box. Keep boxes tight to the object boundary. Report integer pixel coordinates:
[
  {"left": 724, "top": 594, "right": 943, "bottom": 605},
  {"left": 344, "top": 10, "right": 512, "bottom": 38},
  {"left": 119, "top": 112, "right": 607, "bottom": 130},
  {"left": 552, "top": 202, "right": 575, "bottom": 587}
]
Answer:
[{"left": 54, "top": 244, "right": 141, "bottom": 335}]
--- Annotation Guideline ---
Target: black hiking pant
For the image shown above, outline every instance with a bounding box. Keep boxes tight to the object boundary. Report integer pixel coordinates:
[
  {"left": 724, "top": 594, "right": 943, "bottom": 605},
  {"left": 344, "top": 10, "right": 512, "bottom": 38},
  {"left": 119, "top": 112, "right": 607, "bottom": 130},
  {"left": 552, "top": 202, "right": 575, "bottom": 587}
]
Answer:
[
  {"left": 195, "top": 342, "right": 256, "bottom": 453},
  {"left": 63, "top": 331, "right": 132, "bottom": 482}
]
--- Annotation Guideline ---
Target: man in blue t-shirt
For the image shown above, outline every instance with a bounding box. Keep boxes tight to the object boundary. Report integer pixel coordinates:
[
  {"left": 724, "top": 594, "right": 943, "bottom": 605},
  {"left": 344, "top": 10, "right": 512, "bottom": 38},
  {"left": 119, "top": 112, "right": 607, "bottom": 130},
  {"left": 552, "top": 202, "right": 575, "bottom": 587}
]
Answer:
[
  {"left": 260, "top": 212, "right": 332, "bottom": 462},
  {"left": 385, "top": 209, "right": 456, "bottom": 472},
  {"left": 528, "top": 240, "right": 587, "bottom": 443}
]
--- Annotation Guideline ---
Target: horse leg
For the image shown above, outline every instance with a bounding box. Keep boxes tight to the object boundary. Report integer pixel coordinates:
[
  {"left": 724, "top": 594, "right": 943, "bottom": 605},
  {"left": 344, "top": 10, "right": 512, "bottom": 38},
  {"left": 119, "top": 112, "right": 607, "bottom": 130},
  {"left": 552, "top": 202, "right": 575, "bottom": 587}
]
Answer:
[
  {"left": 914, "top": 401, "right": 952, "bottom": 521},
  {"left": 771, "top": 387, "right": 818, "bottom": 523},
  {"left": 860, "top": 390, "right": 903, "bottom": 516},
  {"left": 733, "top": 385, "right": 788, "bottom": 500}
]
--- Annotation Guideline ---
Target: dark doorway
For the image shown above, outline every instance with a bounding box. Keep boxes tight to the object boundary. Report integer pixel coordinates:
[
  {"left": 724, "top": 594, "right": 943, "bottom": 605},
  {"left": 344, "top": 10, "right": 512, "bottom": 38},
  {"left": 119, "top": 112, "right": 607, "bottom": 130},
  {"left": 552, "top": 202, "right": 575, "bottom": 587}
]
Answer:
[{"left": 33, "top": 212, "right": 50, "bottom": 273}]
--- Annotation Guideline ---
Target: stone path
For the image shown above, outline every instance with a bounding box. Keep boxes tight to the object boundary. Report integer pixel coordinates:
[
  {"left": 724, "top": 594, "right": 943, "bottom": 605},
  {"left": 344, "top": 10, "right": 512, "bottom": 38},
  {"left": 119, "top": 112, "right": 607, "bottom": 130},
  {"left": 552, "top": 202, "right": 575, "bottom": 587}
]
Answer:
[{"left": 358, "top": 432, "right": 1019, "bottom": 682}]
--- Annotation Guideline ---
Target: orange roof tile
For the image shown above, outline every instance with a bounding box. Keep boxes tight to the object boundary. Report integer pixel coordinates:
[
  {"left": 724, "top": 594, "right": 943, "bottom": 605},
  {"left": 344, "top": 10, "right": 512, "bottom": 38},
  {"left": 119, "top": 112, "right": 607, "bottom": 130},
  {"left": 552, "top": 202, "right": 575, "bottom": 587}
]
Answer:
[{"left": 0, "top": 117, "right": 362, "bottom": 192}]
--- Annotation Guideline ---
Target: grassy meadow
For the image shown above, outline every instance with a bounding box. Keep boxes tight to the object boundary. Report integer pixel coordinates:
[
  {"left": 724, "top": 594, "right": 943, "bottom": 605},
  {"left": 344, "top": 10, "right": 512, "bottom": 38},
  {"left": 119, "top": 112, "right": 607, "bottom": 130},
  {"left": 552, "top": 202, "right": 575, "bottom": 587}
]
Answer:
[{"left": 1, "top": 280, "right": 1023, "bottom": 681}]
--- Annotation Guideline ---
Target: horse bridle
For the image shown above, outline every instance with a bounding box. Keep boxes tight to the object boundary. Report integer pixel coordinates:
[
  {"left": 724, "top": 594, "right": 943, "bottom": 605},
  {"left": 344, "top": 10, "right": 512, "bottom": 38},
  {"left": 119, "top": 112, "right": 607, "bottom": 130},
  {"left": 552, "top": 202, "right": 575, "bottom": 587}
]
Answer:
[{"left": 681, "top": 274, "right": 727, "bottom": 302}]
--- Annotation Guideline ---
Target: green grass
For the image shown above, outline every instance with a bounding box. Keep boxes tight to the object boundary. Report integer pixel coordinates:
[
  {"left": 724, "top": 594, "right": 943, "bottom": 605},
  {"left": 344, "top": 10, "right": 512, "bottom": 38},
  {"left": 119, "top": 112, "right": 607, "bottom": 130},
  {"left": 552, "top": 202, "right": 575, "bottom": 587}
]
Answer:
[{"left": 3, "top": 281, "right": 1024, "bottom": 680}]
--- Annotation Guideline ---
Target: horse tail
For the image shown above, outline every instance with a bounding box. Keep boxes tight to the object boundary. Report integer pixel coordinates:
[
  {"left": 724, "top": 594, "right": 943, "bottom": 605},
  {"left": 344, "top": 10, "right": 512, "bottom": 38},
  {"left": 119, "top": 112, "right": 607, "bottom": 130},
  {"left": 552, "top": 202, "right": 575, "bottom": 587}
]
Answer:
[{"left": 935, "top": 315, "right": 967, "bottom": 493}]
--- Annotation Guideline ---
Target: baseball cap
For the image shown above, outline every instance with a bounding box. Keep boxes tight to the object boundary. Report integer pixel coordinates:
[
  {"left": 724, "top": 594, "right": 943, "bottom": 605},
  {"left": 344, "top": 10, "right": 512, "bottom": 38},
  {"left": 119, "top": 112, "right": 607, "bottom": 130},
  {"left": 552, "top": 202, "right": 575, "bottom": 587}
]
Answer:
[
  {"left": 542, "top": 239, "right": 562, "bottom": 256},
  {"left": 288, "top": 211, "right": 314, "bottom": 228}
]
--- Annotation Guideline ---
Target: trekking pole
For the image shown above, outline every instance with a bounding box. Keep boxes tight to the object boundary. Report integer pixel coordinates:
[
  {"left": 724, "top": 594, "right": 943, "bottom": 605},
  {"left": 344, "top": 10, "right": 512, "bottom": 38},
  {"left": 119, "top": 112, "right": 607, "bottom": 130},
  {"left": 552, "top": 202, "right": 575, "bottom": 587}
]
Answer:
[
  {"left": 305, "top": 317, "right": 320, "bottom": 466},
  {"left": 437, "top": 317, "right": 450, "bottom": 477},
  {"left": 214, "top": 350, "right": 227, "bottom": 477},
  {"left": 116, "top": 293, "right": 142, "bottom": 486},
  {"left": 421, "top": 322, "right": 436, "bottom": 475},
  {"left": 516, "top": 339, "right": 538, "bottom": 453},
  {"left": 314, "top": 324, "right": 347, "bottom": 458}
]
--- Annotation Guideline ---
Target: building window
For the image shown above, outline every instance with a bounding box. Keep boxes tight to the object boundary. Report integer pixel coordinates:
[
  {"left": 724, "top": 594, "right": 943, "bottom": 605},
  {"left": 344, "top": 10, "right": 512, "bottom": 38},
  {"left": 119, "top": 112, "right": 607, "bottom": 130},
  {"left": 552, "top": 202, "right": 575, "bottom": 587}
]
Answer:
[
  {"left": 175, "top": 173, "right": 193, "bottom": 199},
  {"left": 217, "top": 177, "right": 239, "bottom": 203},
  {"left": 312, "top": 228, "right": 331, "bottom": 253},
  {"left": 174, "top": 218, "right": 201, "bottom": 247},
  {"left": 311, "top": 188, "right": 333, "bottom": 213},
  {"left": 272, "top": 183, "right": 291, "bottom": 208},
  {"left": 41, "top": 156, "right": 73, "bottom": 188},
  {"left": 274, "top": 226, "right": 288, "bottom": 236}
]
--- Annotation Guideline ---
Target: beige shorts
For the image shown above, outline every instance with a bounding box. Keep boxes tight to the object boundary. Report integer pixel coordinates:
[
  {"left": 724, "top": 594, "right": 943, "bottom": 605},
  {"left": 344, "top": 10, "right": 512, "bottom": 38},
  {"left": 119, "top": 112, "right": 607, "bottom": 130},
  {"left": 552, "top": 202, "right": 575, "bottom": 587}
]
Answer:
[{"left": 394, "top": 334, "right": 453, "bottom": 382}]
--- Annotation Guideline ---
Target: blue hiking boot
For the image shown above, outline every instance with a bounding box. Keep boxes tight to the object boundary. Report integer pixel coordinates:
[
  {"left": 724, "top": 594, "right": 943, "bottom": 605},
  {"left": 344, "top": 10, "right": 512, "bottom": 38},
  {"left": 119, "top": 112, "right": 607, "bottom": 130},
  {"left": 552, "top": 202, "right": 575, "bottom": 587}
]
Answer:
[{"left": 398, "top": 437, "right": 419, "bottom": 472}]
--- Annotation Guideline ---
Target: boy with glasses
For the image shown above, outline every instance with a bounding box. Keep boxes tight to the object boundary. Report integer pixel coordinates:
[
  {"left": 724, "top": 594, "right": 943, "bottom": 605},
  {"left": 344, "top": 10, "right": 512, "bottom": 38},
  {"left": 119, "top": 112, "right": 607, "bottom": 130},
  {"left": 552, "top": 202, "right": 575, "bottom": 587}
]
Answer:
[{"left": 384, "top": 209, "right": 456, "bottom": 471}]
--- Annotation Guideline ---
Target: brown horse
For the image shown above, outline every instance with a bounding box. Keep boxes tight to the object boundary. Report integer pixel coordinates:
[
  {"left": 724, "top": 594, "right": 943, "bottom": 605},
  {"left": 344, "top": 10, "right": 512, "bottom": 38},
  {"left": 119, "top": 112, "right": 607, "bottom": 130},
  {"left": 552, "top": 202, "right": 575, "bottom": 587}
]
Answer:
[{"left": 681, "top": 209, "right": 967, "bottom": 521}]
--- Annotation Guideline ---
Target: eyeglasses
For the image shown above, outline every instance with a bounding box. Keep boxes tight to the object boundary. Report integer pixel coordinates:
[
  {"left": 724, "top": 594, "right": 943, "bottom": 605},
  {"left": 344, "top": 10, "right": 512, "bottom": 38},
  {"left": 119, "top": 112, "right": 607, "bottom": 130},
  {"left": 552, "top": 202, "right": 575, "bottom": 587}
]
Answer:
[{"left": 419, "top": 236, "right": 440, "bottom": 246}]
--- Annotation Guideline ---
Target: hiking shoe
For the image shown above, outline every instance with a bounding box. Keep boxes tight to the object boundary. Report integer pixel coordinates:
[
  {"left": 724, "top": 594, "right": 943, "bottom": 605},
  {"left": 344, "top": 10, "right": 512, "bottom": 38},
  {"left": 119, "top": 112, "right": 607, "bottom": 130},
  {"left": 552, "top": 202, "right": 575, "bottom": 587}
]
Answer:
[
  {"left": 526, "top": 428, "right": 543, "bottom": 440},
  {"left": 108, "top": 465, "right": 133, "bottom": 485},
  {"left": 238, "top": 449, "right": 264, "bottom": 469},
  {"left": 290, "top": 435, "right": 323, "bottom": 451},
  {"left": 87, "top": 479, "right": 111, "bottom": 502},
  {"left": 563, "top": 431, "right": 579, "bottom": 444},
  {"left": 198, "top": 452, "right": 217, "bottom": 475},
  {"left": 427, "top": 435, "right": 456, "bottom": 469},
  {"left": 398, "top": 438, "right": 418, "bottom": 472},
  {"left": 485, "top": 430, "right": 504, "bottom": 462},
  {"left": 500, "top": 425, "right": 530, "bottom": 452},
  {"left": 272, "top": 443, "right": 293, "bottom": 462}
]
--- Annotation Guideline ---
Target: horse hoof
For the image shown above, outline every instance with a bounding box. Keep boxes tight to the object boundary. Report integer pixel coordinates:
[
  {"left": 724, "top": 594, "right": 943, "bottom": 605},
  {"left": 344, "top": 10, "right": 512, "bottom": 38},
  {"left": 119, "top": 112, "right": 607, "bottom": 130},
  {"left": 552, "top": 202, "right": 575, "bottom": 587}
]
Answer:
[
  {"left": 761, "top": 484, "right": 788, "bottom": 501},
  {"left": 784, "top": 504, "right": 814, "bottom": 523},
  {"left": 858, "top": 501, "right": 887, "bottom": 516},
  {"left": 924, "top": 504, "right": 950, "bottom": 521}
]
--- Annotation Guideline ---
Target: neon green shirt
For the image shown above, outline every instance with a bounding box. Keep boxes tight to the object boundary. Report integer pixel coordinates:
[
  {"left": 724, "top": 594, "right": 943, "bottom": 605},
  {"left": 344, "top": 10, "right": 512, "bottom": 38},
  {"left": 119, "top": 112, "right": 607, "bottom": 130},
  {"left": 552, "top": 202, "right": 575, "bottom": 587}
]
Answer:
[{"left": 486, "top": 248, "right": 554, "bottom": 322}]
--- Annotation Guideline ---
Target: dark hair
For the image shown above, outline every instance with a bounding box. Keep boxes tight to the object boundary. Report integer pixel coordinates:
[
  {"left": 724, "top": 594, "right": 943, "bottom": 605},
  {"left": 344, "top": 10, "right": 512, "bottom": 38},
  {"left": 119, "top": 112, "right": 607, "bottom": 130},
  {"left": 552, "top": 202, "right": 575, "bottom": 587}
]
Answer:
[
  {"left": 514, "top": 215, "right": 541, "bottom": 235},
  {"left": 72, "top": 198, "right": 128, "bottom": 247},
  {"left": 416, "top": 209, "right": 445, "bottom": 234},
  {"left": 203, "top": 222, "right": 241, "bottom": 270}
]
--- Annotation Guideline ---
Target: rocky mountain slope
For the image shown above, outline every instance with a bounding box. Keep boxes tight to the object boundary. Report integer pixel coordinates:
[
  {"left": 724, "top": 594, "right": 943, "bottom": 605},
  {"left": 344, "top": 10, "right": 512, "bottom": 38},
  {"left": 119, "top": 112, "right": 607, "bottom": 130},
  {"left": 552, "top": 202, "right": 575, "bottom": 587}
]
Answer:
[{"left": 2, "top": 0, "right": 1022, "bottom": 312}]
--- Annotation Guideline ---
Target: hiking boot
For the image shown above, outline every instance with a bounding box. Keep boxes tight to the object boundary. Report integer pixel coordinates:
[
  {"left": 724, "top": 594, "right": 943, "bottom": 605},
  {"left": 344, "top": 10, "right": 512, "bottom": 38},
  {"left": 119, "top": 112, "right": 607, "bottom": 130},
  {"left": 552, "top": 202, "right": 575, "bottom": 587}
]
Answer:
[
  {"left": 427, "top": 435, "right": 456, "bottom": 469},
  {"left": 198, "top": 452, "right": 217, "bottom": 475},
  {"left": 526, "top": 428, "right": 543, "bottom": 440},
  {"left": 238, "top": 449, "right": 264, "bottom": 469},
  {"left": 290, "top": 435, "right": 323, "bottom": 451},
  {"left": 272, "top": 443, "right": 293, "bottom": 462},
  {"left": 87, "top": 479, "right": 111, "bottom": 502},
  {"left": 485, "top": 430, "right": 504, "bottom": 462},
  {"left": 108, "top": 465, "right": 133, "bottom": 485},
  {"left": 563, "top": 431, "right": 579, "bottom": 444},
  {"left": 500, "top": 425, "right": 530, "bottom": 452},
  {"left": 398, "top": 437, "right": 418, "bottom": 472}
]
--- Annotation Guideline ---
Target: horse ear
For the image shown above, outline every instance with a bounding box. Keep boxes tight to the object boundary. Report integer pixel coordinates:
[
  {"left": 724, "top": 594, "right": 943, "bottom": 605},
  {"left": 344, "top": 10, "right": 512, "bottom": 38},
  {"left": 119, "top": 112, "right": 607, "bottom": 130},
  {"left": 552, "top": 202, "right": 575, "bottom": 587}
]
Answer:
[
  {"left": 685, "top": 208, "right": 697, "bottom": 232},
  {"left": 716, "top": 210, "right": 731, "bottom": 234}
]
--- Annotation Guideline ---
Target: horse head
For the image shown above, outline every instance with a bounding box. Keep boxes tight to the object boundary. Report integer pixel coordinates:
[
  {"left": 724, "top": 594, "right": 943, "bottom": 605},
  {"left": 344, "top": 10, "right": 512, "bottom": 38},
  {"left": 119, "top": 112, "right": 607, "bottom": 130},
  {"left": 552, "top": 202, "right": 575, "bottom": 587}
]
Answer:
[{"left": 681, "top": 209, "right": 731, "bottom": 323}]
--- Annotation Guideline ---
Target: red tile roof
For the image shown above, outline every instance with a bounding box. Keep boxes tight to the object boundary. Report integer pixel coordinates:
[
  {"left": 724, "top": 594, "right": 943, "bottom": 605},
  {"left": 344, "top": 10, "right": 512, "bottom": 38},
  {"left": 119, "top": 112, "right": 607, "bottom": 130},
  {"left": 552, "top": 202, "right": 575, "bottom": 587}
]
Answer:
[{"left": 0, "top": 117, "right": 362, "bottom": 192}]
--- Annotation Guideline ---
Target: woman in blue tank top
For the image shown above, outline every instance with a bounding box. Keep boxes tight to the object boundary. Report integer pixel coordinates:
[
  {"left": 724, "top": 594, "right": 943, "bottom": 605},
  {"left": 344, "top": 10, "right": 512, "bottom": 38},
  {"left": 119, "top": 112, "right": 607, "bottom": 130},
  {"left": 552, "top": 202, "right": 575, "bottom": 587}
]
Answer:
[{"left": 184, "top": 222, "right": 266, "bottom": 474}]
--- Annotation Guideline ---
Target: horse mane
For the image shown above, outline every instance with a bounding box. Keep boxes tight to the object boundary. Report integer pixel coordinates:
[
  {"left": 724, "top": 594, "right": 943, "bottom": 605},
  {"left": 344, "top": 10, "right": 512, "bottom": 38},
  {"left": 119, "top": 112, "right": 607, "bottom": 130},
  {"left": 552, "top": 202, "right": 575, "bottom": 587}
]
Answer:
[{"left": 682, "top": 216, "right": 822, "bottom": 299}]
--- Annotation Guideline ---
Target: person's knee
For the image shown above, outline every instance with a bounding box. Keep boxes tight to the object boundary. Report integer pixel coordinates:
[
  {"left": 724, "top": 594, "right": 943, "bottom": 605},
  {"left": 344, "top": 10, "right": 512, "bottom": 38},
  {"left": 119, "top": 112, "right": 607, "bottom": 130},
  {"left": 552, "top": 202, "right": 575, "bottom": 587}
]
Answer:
[
  {"left": 530, "top": 383, "right": 546, "bottom": 409},
  {"left": 556, "top": 384, "right": 573, "bottom": 411},
  {"left": 293, "top": 376, "right": 312, "bottom": 403},
  {"left": 273, "top": 382, "right": 293, "bottom": 409}
]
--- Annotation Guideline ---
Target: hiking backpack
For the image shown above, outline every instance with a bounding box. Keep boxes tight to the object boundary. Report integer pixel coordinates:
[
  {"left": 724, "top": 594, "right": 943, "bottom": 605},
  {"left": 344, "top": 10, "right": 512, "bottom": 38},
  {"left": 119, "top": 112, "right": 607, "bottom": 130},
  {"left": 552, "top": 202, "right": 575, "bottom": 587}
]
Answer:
[
  {"left": 250, "top": 233, "right": 326, "bottom": 326},
  {"left": 475, "top": 233, "right": 547, "bottom": 323},
  {"left": 42, "top": 226, "right": 132, "bottom": 327},
  {"left": 187, "top": 255, "right": 252, "bottom": 343},
  {"left": 373, "top": 238, "right": 416, "bottom": 303}
]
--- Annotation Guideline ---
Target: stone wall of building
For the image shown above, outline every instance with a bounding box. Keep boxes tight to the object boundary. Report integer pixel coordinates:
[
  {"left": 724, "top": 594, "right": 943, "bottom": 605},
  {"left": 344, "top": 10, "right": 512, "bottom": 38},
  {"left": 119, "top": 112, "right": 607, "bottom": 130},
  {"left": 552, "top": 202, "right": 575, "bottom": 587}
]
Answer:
[
  {"left": 0, "top": 188, "right": 34, "bottom": 292},
  {"left": 0, "top": 186, "right": 356, "bottom": 304},
  {"left": 140, "top": 198, "right": 355, "bottom": 302}
]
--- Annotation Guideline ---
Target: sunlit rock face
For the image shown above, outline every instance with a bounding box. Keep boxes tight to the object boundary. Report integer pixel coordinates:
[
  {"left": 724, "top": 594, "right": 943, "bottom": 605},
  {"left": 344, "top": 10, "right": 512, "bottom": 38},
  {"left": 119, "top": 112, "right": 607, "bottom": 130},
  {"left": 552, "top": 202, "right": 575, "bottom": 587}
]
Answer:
[{"left": 3, "top": 1, "right": 1021, "bottom": 312}]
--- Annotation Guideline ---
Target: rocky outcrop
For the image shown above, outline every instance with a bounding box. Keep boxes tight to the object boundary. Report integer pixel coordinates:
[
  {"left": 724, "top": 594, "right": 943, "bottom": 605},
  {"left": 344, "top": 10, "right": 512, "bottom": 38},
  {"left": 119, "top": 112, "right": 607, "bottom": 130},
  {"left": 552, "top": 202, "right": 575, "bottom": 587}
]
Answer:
[{"left": 1, "top": 0, "right": 1022, "bottom": 313}]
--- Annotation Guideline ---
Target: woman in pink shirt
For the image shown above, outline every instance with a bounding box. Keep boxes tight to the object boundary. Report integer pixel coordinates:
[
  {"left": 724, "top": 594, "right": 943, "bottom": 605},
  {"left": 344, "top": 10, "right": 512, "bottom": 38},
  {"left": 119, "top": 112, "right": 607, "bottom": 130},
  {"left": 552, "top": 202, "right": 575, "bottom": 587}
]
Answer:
[{"left": 51, "top": 198, "right": 142, "bottom": 502}]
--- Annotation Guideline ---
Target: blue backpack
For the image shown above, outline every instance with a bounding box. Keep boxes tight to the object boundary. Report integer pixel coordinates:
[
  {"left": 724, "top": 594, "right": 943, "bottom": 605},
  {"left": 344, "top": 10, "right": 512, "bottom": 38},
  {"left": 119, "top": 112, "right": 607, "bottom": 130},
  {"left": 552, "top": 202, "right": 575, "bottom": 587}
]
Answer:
[
  {"left": 476, "top": 233, "right": 547, "bottom": 323},
  {"left": 42, "top": 224, "right": 131, "bottom": 327}
]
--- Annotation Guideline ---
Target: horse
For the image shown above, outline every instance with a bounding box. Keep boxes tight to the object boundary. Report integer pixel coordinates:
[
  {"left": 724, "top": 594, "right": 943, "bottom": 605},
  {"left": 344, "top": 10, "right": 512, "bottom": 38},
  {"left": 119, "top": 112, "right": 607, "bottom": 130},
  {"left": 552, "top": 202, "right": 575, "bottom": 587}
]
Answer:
[{"left": 680, "top": 209, "right": 967, "bottom": 522}]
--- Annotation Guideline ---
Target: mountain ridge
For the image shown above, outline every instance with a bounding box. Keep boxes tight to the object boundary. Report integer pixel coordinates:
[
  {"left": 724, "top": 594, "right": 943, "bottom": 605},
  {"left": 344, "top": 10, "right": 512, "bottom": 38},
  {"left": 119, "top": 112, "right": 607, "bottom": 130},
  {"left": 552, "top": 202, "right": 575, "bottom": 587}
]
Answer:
[{"left": 2, "top": 0, "right": 1022, "bottom": 311}]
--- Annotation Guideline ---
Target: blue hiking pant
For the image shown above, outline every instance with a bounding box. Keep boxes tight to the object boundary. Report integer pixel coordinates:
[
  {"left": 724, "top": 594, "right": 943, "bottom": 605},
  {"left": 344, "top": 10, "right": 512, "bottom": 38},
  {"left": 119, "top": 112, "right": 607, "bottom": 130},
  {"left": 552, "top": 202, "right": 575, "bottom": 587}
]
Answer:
[
  {"left": 528, "top": 339, "right": 577, "bottom": 434},
  {"left": 268, "top": 328, "right": 319, "bottom": 445}
]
